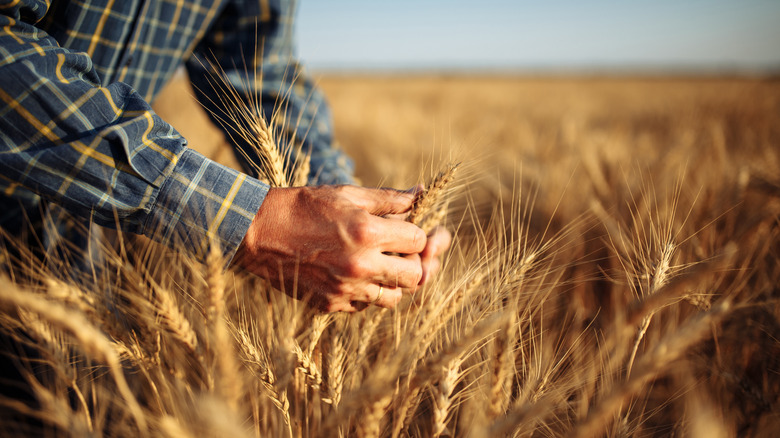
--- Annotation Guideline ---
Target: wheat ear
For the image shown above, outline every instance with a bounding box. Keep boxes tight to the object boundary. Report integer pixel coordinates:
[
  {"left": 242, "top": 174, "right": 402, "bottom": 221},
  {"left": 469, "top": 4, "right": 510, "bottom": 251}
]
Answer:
[
  {"left": 150, "top": 286, "right": 199, "bottom": 357},
  {"left": 357, "top": 394, "right": 393, "bottom": 438},
  {"left": 408, "top": 163, "right": 459, "bottom": 227},
  {"left": 248, "top": 116, "right": 288, "bottom": 187},
  {"left": 432, "top": 357, "right": 462, "bottom": 438},
  {"left": 626, "top": 243, "right": 674, "bottom": 377},
  {"left": 488, "top": 324, "right": 513, "bottom": 419},
  {"left": 235, "top": 330, "right": 293, "bottom": 432},
  {"left": 292, "top": 341, "right": 322, "bottom": 390},
  {"left": 292, "top": 149, "right": 311, "bottom": 187}
]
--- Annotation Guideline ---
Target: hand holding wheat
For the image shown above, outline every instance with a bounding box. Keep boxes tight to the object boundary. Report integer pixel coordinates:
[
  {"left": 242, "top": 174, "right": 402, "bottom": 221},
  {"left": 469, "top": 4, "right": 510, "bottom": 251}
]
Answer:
[{"left": 234, "top": 185, "right": 428, "bottom": 312}]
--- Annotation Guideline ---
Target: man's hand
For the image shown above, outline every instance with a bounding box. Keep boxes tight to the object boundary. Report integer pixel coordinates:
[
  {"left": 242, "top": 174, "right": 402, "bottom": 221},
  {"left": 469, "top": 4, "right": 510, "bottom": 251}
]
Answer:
[{"left": 234, "top": 185, "right": 437, "bottom": 312}]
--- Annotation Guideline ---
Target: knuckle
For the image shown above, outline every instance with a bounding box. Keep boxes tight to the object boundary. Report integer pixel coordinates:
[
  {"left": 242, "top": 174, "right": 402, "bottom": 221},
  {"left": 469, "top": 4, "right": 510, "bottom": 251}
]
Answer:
[
  {"left": 342, "top": 254, "right": 368, "bottom": 278},
  {"left": 332, "top": 185, "right": 348, "bottom": 198},
  {"left": 362, "top": 287, "right": 375, "bottom": 303},
  {"left": 348, "top": 213, "right": 374, "bottom": 245}
]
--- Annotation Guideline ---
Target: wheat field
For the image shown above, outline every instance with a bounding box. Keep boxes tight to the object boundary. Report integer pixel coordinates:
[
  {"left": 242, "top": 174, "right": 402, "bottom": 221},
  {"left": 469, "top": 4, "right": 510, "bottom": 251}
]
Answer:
[{"left": 0, "top": 73, "right": 778, "bottom": 437}]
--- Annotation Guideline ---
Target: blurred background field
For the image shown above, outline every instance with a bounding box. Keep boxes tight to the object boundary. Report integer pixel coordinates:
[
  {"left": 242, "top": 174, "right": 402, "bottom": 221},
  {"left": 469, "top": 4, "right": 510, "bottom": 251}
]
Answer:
[{"left": 149, "top": 71, "right": 780, "bottom": 436}]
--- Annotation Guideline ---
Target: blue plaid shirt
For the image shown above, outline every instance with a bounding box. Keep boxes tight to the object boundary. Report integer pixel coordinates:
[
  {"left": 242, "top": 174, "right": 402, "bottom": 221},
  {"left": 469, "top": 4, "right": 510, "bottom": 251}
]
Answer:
[{"left": 0, "top": 0, "right": 354, "bottom": 261}]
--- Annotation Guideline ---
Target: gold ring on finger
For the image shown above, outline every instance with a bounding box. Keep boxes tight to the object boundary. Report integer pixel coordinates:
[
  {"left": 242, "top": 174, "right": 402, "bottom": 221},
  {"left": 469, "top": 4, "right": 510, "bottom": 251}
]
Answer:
[{"left": 371, "top": 285, "right": 384, "bottom": 305}]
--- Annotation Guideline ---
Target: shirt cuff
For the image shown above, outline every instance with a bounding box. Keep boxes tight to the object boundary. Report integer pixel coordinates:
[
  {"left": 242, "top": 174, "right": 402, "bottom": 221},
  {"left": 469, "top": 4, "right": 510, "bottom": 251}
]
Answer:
[{"left": 143, "top": 148, "right": 268, "bottom": 264}]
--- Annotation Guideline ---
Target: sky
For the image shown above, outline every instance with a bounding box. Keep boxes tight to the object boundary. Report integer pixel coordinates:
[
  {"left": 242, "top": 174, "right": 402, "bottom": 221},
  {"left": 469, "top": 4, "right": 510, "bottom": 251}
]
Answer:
[{"left": 296, "top": 0, "right": 780, "bottom": 72}]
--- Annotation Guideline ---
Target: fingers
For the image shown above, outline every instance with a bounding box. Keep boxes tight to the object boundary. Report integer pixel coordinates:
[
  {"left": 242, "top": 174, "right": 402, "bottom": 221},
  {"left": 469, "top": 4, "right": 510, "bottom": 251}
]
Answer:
[
  {"left": 370, "top": 251, "right": 423, "bottom": 289},
  {"left": 333, "top": 284, "right": 404, "bottom": 312},
  {"left": 371, "top": 215, "right": 427, "bottom": 254},
  {"left": 358, "top": 223, "right": 448, "bottom": 289}
]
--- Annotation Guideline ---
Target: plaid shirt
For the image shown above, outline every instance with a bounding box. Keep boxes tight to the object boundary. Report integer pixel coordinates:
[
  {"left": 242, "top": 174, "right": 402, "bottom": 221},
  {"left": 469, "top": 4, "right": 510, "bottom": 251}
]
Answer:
[{"left": 0, "top": 0, "right": 353, "bottom": 261}]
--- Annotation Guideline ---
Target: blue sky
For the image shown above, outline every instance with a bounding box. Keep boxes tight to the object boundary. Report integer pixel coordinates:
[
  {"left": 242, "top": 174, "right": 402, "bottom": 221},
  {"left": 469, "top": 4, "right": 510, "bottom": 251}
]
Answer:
[{"left": 296, "top": 0, "right": 780, "bottom": 72}]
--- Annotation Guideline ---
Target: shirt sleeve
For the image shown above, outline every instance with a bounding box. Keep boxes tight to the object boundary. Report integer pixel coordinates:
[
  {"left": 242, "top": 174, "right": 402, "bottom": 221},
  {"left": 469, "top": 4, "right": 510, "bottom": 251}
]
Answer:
[
  {"left": 185, "top": 0, "right": 355, "bottom": 186},
  {"left": 0, "top": 2, "right": 268, "bottom": 263}
]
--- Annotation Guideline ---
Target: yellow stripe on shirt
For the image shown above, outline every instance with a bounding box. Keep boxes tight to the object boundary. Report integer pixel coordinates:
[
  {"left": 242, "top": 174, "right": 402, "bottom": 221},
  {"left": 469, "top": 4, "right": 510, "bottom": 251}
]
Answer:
[{"left": 86, "top": 0, "right": 116, "bottom": 57}]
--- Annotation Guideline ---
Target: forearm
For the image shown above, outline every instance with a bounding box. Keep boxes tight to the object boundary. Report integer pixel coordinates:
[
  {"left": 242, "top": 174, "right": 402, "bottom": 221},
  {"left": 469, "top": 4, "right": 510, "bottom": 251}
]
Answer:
[{"left": 0, "top": 7, "right": 268, "bottom": 262}]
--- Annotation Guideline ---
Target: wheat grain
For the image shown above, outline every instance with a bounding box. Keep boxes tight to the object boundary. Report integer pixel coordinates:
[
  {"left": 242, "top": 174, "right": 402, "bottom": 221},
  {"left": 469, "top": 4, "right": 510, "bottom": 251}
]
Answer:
[
  {"left": 431, "top": 357, "right": 462, "bottom": 438},
  {"left": 408, "top": 162, "right": 460, "bottom": 226},
  {"left": 150, "top": 287, "right": 199, "bottom": 357}
]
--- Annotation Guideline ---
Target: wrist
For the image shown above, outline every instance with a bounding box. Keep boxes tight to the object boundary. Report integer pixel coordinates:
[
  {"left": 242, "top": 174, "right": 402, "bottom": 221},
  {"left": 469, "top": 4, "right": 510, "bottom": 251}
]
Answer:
[{"left": 234, "top": 187, "right": 295, "bottom": 268}]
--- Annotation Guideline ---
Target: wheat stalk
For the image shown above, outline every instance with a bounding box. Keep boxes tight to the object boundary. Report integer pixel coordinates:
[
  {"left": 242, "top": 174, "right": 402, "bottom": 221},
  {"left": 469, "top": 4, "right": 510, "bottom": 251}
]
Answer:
[{"left": 292, "top": 149, "right": 312, "bottom": 187}]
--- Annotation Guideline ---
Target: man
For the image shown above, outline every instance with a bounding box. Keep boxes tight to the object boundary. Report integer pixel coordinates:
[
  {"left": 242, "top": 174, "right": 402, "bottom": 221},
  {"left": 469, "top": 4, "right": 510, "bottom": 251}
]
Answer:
[{"left": 0, "top": 0, "right": 450, "bottom": 312}]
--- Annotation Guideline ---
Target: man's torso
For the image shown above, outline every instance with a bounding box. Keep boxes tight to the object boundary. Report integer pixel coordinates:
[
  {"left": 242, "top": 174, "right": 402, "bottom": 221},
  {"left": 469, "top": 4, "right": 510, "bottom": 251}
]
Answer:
[{"left": 39, "top": 0, "right": 226, "bottom": 101}]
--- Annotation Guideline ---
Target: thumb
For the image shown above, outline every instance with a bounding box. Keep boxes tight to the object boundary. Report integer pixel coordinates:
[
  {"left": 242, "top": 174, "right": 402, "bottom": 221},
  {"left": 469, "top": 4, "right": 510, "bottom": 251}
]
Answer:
[
  {"left": 404, "top": 184, "right": 425, "bottom": 196},
  {"left": 349, "top": 186, "right": 417, "bottom": 216}
]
